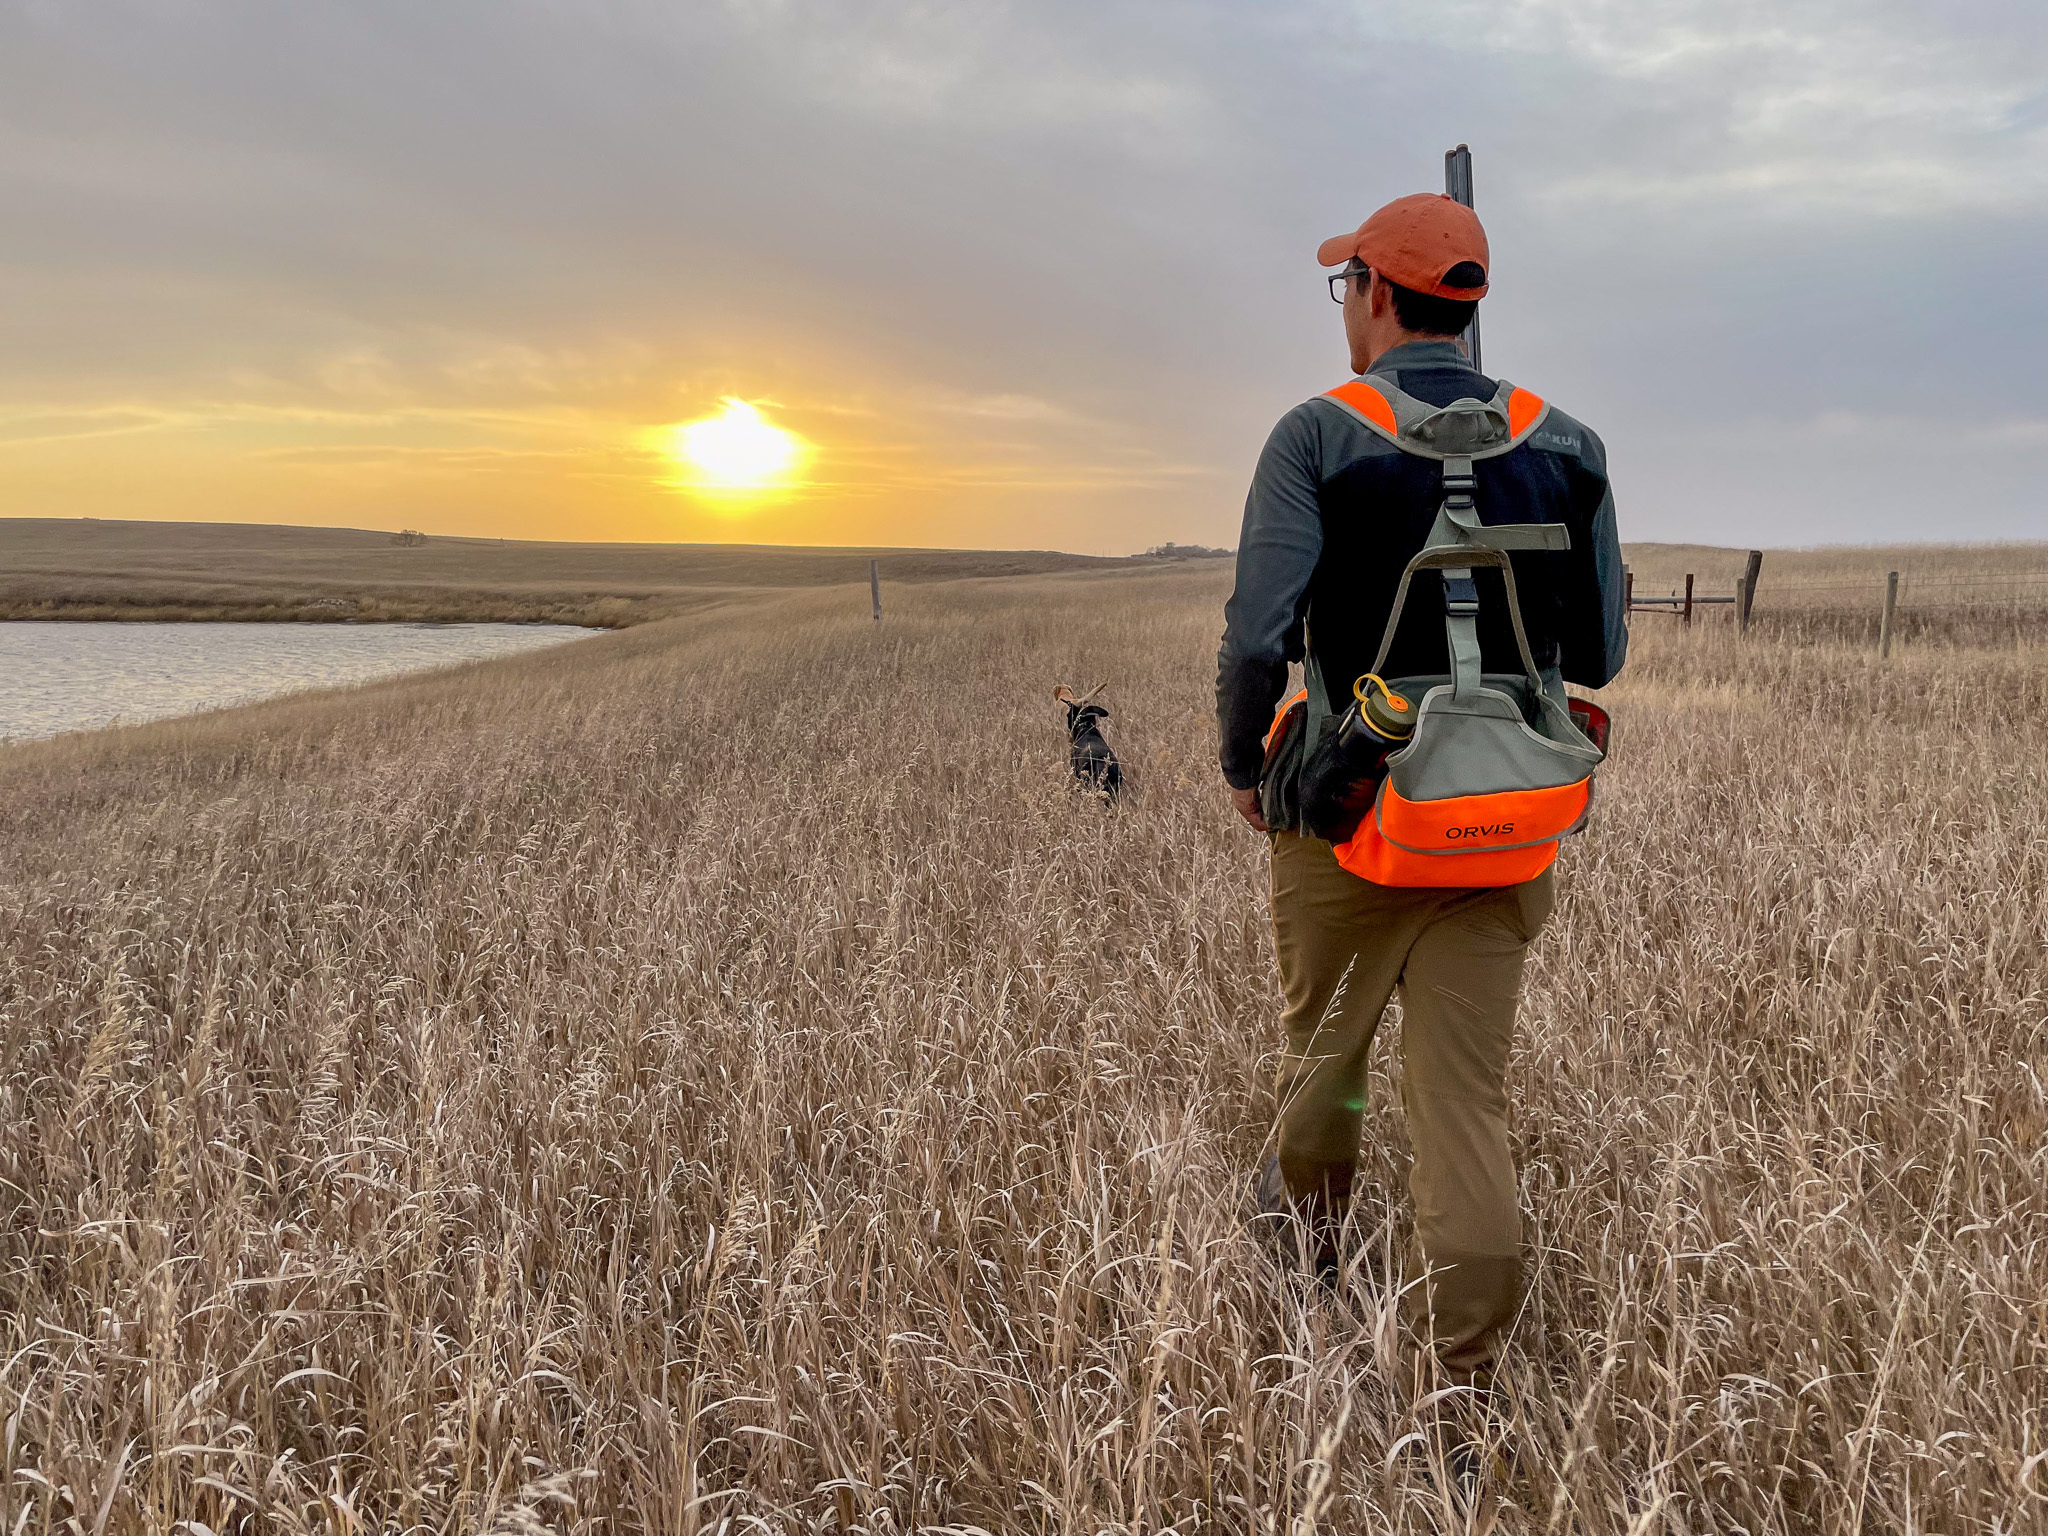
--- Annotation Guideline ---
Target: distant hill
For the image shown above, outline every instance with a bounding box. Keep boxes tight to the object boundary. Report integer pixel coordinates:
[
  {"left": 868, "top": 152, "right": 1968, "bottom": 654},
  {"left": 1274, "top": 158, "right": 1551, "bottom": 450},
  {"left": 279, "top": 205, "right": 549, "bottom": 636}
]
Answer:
[{"left": 0, "top": 518, "right": 1169, "bottom": 626}]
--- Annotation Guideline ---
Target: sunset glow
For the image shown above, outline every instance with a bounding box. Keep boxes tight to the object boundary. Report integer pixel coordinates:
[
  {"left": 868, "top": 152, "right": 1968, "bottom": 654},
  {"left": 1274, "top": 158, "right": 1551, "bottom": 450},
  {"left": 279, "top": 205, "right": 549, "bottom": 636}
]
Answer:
[
  {"left": 0, "top": 5, "right": 2037, "bottom": 552},
  {"left": 666, "top": 399, "right": 807, "bottom": 497}
]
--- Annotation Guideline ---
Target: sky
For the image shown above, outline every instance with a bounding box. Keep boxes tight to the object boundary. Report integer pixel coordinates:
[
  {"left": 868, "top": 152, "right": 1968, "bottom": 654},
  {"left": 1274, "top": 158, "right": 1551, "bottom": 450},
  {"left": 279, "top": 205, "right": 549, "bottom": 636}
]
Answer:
[{"left": 1, "top": 0, "right": 2042, "bottom": 553}]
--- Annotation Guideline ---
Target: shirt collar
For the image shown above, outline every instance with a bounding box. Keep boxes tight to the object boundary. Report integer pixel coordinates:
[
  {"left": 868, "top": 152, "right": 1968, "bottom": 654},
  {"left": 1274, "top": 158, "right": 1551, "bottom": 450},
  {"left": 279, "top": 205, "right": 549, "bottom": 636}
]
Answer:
[{"left": 1363, "top": 340, "right": 1473, "bottom": 379}]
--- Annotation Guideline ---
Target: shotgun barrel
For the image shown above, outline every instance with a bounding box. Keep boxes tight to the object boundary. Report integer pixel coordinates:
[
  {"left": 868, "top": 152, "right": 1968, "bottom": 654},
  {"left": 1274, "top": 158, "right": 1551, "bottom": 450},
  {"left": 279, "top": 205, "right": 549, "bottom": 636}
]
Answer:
[{"left": 1443, "top": 144, "right": 1483, "bottom": 374}]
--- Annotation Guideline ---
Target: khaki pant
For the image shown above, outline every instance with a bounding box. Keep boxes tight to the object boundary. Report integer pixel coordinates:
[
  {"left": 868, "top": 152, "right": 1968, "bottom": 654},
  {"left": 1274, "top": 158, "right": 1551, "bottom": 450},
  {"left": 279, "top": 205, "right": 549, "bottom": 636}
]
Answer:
[{"left": 1268, "top": 831, "right": 1554, "bottom": 1382}]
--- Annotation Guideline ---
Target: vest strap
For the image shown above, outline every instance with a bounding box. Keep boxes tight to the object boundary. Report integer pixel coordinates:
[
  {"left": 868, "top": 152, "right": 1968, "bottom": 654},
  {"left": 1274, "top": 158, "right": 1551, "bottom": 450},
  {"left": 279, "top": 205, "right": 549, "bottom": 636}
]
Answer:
[
  {"left": 1441, "top": 564, "right": 1485, "bottom": 698},
  {"left": 1370, "top": 456, "right": 1561, "bottom": 700}
]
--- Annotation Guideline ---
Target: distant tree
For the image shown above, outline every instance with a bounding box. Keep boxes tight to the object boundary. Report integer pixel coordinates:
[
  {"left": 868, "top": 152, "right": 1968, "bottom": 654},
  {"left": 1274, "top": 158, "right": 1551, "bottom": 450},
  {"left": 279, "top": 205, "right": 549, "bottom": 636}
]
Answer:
[
  {"left": 393, "top": 529, "right": 427, "bottom": 547},
  {"left": 1146, "top": 542, "right": 1233, "bottom": 560}
]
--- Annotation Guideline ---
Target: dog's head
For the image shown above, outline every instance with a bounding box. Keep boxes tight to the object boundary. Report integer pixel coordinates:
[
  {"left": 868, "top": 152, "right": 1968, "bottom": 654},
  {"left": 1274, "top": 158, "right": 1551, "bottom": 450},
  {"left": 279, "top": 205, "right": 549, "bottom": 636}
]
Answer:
[{"left": 1053, "top": 684, "right": 1110, "bottom": 736}]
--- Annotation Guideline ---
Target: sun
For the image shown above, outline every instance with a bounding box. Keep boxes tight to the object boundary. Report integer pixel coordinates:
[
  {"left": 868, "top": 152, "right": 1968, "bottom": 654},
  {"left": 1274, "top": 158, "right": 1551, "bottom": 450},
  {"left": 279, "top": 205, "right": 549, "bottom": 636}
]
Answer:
[{"left": 663, "top": 398, "right": 807, "bottom": 496}]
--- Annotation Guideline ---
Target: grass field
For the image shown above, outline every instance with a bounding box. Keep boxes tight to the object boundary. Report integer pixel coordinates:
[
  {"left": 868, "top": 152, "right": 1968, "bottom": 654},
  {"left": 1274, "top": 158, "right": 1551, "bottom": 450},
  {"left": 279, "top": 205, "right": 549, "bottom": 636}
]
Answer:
[
  {"left": 0, "top": 518, "right": 1173, "bottom": 627},
  {"left": 1, "top": 556, "right": 2043, "bottom": 1532}
]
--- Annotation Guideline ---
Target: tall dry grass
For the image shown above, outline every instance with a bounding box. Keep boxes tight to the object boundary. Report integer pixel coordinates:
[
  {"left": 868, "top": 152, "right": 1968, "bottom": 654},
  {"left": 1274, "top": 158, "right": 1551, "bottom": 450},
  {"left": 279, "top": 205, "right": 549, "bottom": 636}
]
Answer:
[{"left": 1, "top": 563, "right": 2043, "bottom": 1532}]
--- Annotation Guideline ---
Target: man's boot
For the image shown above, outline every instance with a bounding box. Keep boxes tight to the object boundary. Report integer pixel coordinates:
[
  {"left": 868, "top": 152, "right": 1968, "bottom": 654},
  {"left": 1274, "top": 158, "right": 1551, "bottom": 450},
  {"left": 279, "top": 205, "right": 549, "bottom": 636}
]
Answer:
[
  {"left": 1440, "top": 1375, "right": 1517, "bottom": 1507},
  {"left": 1250, "top": 1154, "right": 1352, "bottom": 1284}
]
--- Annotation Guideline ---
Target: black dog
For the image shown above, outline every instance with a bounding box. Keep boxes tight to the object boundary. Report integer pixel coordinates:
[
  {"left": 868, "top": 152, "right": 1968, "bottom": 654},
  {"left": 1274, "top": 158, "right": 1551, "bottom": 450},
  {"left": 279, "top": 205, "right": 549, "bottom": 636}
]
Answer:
[{"left": 1055, "top": 684, "right": 1122, "bottom": 801}]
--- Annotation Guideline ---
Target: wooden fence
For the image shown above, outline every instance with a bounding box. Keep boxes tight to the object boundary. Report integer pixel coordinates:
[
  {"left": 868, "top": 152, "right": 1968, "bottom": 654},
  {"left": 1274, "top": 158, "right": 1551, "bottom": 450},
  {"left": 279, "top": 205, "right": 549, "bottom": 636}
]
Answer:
[
  {"left": 1625, "top": 550, "right": 1762, "bottom": 630},
  {"left": 1625, "top": 552, "right": 2048, "bottom": 650}
]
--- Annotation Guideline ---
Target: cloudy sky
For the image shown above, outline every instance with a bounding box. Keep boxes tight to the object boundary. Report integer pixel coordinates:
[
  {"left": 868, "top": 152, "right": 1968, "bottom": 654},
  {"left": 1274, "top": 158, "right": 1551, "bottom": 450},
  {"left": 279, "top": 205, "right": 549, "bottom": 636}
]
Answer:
[{"left": 1, "top": 0, "right": 2041, "bottom": 551}]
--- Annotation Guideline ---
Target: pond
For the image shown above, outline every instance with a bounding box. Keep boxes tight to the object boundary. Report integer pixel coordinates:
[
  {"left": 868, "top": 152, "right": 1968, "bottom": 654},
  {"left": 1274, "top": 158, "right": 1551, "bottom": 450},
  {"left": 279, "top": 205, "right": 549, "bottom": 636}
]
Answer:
[{"left": 0, "top": 621, "right": 601, "bottom": 744}]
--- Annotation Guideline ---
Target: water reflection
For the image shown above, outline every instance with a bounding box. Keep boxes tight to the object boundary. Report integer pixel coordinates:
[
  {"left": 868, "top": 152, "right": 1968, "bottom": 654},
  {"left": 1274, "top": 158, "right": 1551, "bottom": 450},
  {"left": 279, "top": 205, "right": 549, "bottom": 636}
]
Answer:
[{"left": 0, "top": 621, "right": 600, "bottom": 743}]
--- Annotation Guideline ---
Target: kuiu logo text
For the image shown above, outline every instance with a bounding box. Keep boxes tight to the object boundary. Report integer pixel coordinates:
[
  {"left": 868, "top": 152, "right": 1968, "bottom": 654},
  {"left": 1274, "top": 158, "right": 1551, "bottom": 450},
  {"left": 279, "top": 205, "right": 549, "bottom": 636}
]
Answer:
[{"left": 1446, "top": 823, "right": 1514, "bottom": 840}]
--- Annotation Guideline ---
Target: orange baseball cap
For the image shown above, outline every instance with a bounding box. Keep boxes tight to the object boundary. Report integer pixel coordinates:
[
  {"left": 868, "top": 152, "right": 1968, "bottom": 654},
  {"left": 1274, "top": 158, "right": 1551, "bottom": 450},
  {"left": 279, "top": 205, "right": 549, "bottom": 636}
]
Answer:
[{"left": 1317, "top": 193, "right": 1490, "bottom": 300}]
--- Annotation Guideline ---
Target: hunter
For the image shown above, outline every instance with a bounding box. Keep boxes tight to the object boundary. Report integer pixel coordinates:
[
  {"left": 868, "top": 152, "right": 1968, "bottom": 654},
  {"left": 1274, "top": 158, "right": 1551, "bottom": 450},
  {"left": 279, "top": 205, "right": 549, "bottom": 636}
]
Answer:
[{"left": 1217, "top": 192, "right": 1627, "bottom": 1386}]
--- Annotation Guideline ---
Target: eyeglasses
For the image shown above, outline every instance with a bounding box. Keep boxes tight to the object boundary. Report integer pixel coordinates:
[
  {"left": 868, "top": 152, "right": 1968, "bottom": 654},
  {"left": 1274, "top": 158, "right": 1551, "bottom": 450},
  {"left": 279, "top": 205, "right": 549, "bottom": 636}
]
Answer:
[{"left": 1328, "top": 264, "right": 1370, "bottom": 304}]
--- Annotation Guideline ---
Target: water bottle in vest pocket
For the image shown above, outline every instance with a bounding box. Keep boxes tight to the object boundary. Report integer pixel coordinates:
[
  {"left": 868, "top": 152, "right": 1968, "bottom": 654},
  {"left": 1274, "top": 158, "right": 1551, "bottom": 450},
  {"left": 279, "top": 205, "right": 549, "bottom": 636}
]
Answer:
[{"left": 1298, "top": 674, "right": 1414, "bottom": 843}]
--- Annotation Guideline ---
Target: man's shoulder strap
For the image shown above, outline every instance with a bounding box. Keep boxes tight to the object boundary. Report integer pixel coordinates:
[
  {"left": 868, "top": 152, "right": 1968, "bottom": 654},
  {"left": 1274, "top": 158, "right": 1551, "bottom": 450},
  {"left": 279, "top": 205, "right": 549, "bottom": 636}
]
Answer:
[{"left": 1320, "top": 374, "right": 1549, "bottom": 461}]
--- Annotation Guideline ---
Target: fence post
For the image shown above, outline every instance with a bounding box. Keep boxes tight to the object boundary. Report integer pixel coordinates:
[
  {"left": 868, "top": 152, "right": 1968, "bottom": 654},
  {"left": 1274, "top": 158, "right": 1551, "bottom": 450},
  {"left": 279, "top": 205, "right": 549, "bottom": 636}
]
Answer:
[
  {"left": 1682, "top": 573, "right": 1694, "bottom": 628},
  {"left": 1623, "top": 567, "right": 1634, "bottom": 615},
  {"left": 1739, "top": 549, "right": 1762, "bottom": 634},
  {"left": 1879, "top": 570, "right": 1899, "bottom": 659},
  {"left": 869, "top": 559, "right": 882, "bottom": 623}
]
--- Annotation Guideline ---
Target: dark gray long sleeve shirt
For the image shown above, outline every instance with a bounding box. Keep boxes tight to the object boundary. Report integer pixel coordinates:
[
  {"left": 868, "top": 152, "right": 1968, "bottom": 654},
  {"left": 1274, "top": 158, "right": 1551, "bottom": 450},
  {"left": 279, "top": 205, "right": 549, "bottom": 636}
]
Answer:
[{"left": 1217, "top": 340, "right": 1627, "bottom": 789}]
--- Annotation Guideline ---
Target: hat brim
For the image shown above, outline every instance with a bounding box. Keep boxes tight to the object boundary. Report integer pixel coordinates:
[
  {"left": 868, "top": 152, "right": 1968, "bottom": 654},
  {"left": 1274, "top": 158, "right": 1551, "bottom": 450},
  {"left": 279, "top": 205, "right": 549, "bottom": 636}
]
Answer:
[{"left": 1316, "top": 233, "right": 1360, "bottom": 268}]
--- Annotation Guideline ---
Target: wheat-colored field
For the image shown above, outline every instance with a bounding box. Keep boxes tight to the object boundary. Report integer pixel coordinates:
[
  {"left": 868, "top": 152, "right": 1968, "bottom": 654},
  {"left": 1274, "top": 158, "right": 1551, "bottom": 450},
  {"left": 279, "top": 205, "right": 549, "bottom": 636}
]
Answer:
[{"left": 1, "top": 560, "right": 2043, "bottom": 1533}]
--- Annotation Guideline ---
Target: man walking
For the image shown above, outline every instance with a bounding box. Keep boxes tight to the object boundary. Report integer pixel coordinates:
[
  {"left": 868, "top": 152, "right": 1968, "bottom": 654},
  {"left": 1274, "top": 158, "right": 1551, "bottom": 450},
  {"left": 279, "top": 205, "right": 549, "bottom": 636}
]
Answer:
[{"left": 1217, "top": 193, "right": 1627, "bottom": 1386}]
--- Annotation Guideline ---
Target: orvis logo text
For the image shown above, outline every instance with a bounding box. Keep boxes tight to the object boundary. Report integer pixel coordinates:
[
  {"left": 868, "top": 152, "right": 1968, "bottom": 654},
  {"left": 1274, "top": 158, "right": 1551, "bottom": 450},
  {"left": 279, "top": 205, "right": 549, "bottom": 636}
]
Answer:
[{"left": 1446, "top": 822, "right": 1514, "bottom": 841}]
